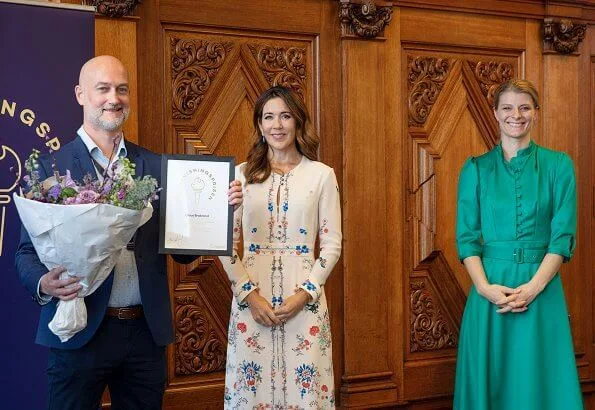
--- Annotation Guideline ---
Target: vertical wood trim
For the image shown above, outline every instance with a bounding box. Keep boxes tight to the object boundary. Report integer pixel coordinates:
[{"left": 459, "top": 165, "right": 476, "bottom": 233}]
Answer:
[{"left": 95, "top": 16, "right": 139, "bottom": 144}]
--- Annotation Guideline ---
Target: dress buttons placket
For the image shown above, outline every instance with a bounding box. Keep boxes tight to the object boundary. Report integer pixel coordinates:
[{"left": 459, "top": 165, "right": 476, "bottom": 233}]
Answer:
[{"left": 513, "top": 166, "right": 522, "bottom": 237}]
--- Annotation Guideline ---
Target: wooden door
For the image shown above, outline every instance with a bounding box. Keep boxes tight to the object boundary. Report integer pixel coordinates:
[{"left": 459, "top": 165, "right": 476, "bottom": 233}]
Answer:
[{"left": 134, "top": 1, "right": 343, "bottom": 408}]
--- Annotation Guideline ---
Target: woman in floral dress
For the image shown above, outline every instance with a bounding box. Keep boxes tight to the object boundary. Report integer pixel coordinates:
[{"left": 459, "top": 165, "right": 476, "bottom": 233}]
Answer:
[{"left": 220, "top": 86, "right": 342, "bottom": 409}]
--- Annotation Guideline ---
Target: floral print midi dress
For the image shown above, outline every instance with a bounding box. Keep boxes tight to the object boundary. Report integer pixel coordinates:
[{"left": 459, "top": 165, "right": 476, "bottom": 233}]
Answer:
[{"left": 220, "top": 157, "right": 342, "bottom": 409}]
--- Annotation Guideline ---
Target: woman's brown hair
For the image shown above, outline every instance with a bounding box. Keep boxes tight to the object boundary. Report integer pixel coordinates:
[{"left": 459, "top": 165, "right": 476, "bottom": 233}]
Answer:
[
  {"left": 243, "top": 86, "right": 319, "bottom": 184},
  {"left": 493, "top": 78, "right": 540, "bottom": 109}
]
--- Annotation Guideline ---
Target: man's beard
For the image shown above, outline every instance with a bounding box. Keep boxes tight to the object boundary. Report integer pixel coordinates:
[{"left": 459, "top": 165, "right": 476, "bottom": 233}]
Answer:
[{"left": 89, "top": 105, "right": 130, "bottom": 132}]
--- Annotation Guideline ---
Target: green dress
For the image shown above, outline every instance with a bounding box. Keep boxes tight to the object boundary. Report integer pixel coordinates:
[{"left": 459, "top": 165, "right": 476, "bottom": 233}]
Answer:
[{"left": 454, "top": 141, "right": 583, "bottom": 410}]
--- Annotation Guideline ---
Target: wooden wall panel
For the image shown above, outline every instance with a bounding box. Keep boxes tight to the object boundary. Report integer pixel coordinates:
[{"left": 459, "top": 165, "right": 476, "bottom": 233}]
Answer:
[
  {"left": 340, "top": 35, "right": 397, "bottom": 407},
  {"left": 88, "top": 0, "right": 595, "bottom": 408},
  {"left": 94, "top": 16, "right": 138, "bottom": 144},
  {"left": 401, "top": 45, "right": 521, "bottom": 402},
  {"left": 160, "top": 26, "right": 320, "bottom": 406}
]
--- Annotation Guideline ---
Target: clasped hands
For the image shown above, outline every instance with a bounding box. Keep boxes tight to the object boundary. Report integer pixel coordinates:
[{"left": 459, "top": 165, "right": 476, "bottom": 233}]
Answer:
[
  {"left": 478, "top": 280, "right": 545, "bottom": 314},
  {"left": 245, "top": 289, "right": 312, "bottom": 327}
]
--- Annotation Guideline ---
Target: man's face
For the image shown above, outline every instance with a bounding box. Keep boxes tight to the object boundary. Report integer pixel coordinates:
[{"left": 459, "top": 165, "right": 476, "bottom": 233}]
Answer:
[{"left": 75, "top": 58, "right": 130, "bottom": 134}]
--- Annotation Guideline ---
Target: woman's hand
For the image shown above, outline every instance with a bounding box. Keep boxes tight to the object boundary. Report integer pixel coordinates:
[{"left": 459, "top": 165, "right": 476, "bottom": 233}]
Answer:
[
  {"left": 245, "top": 291, "right": 281, "bottom": 327},
  {"left": 498, "top": 279, "right": 545, "bottom": 313},
  {"left": 228, "top": 180, "right": 243, "bottom": 210},
  {"left": 274, "top": 290, "right": 312, "bottom": 323},
  {"left": 477, "top": 283, "right": 523, "bottom": 313}
]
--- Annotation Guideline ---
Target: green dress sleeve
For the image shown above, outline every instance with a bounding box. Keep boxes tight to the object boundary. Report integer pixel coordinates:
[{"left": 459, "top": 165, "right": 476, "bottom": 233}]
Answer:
[
  {"left": 456, "top": 157, "right": 482, "bottom": 262},
  {"left": 547, "top": 152, "right": 577, "bottom": 262}
]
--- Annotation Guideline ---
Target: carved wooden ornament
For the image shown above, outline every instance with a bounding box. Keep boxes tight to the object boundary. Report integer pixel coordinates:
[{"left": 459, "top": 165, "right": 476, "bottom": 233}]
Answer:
[
  {"left": 339, "top": 0, "right": 393, "bottom": 39},
  {"left": 407, "top": 56, "right": 452, "bottom": 126},
  {"left": 410, "top": 281, "right": 457, "bottom": 352},
  {"left": 247, "top": 44, "right": 307, "bottom": 99},
  {"left": 174, "top": 296, "right": 226, "bottom": 375},
  {"left": 92, "top": 0, "right": 140, "bottom": 18},
  {"left": 468, "top": 60, "right": 514, "bottom": 107},
  {"left": 171, "top": 38, "right": 233, "bottom": 119},
  {"left": 543, "top": 18, "right": 587, "bottom": 55}
]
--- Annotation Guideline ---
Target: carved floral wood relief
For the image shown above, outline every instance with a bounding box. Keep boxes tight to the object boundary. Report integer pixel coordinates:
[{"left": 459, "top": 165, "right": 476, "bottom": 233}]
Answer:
[
  {"left": 407, "top": 53, "right": 517, "bottom": 354},
  {"left": 410, "top": 280, "right": 457, "bottom": 352},
  {"left": 171, "top": 38, "right": 234, "bottom": 119},
  {"left": 467, "top": 61, "right": 514, "bottom": 107},
  {"left": 407, "top": 56, "right": 452, "bottom": 126},
  {"left": 167, "top": 32, "right": 313, "bottom": 379},
  {"left": 174, "top": 295, "right": 227, "bottom": 375},
  {"left": 247, "top": 44, "right": 307, "bottom": 99}
]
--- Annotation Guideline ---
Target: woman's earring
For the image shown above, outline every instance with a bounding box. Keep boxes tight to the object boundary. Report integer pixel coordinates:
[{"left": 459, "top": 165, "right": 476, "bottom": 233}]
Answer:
[{"left": 261, "top": 135, "right": 265, "bottom": 143}]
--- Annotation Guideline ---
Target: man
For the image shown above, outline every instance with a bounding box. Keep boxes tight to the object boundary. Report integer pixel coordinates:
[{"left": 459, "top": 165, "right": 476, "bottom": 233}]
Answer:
[{"left": 15, "top": 55, "right": 242, "bottom": 410}]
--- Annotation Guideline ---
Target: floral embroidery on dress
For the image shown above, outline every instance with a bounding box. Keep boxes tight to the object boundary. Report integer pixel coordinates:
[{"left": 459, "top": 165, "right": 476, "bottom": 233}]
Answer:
[
  {"left": 301, "top": 280, "right": 317, "bottom": 291},
  {"left": 242, "top": 281, "right": 256, "bottom": 291},
  {"left": 237, "top": 360, "right": 263, "bottom": 395},
  {"left": 318, "top": 257, "right": 327, "bottom": 268},
  {"left": 245, "top": 331, "right": 265, "bottom": 354},
  {"left": 305, "top": 301, "right": 319, "bottom": 314},
  {"left": 228, "top": 313, "right": 241, "bottom": 351},
  {"left": 315, "top": 312, "right": 332, "bottom": 356},
  {"left": 319, "top": 218, "right": 329, "bottom": 235},
  {"left": 295, "top": 363, "right": 318, "bottom": 399},
  {"left": 295, "top": 245, "right": 310, "bottom": 255},
  {"left": 292, "top": 334, "right": 312, "bottom": 356},
  {"left": 244, "top": 256, "right": 256, "bottom": 268},
  {"left": 223, "top": 160, "right": 339, "bottom": 409}
]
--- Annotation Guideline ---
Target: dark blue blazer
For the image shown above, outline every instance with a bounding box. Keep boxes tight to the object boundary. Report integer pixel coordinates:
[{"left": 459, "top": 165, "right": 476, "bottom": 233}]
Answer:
[{"left": 15, "top": 136, "right": 177, "bottom": 349}]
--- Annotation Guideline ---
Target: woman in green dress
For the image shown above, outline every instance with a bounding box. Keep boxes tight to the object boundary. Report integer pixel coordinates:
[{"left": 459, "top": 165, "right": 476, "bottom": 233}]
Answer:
[{"left": 454, "top": 79, "right": 583, "bottom": 409}]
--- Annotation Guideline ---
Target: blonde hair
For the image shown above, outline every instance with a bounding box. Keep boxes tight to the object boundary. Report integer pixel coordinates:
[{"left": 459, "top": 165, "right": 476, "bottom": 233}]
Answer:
[{"left": 493, "top": 78, "right": 540, "bottom": 109}]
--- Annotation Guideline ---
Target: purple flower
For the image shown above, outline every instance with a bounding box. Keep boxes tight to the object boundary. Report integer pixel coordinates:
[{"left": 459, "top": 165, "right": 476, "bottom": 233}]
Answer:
[
  {"left": 62, "top": 197, "right": 77, "bottom": 205},
  {"left": 101, "top": 180, "right": 113, "bottom": 194},
  {"left": 61, "top": 170, "right": 77, "bottom": 189},
  {"left": 75, "top": 190, "right": 100, "bottom": 204},
  {"left": 48, "top": 184, "right": 62, "bottom": 200},
  {"left": 117, "top": 189, "right": 126, "bottom": 201}
]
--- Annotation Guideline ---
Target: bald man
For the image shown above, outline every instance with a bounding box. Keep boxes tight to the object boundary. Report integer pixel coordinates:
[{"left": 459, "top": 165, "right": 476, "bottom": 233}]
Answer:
[{"left": 15, "top": 56, "right": 242, "bottom": 410}]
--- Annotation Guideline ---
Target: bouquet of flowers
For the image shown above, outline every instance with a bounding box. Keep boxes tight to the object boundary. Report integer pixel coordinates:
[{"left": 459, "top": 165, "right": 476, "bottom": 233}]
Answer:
[{"left": 13, "top": 149, "right": 159, "bottom": 342}]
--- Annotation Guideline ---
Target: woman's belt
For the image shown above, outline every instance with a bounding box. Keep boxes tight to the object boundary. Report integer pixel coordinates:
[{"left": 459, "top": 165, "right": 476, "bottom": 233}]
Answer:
[
  {"left": 245, "top": 242, "right": 313, "bottom": 257},
  {"left": 483, "top": 244, "right": 547, "bottom": 264}
]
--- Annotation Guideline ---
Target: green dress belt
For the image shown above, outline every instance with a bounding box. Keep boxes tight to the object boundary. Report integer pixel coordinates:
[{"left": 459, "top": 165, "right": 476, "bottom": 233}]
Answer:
[{"left": 482, "top": 244, "right": 546, "bottom": 264}]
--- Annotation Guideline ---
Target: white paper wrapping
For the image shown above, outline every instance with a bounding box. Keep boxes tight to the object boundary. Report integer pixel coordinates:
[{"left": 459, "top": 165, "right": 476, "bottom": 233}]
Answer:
[{"left": 13, "top": 193, "right": 152, "bottom": 342}]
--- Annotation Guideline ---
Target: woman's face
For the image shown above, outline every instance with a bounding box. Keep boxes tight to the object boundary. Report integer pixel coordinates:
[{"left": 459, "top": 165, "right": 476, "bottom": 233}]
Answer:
[
  {"left": 493, "top": 91, "right": 537, "bottom": 141},
  {"left": 258, "top": 97, "right": 297, "bottom": 154}
]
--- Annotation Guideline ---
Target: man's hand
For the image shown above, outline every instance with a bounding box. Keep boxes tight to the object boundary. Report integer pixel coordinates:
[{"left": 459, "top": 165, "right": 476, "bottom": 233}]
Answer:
[
  {"left": 39, "top": 267, "right": 82, "bottom": 301},
  {"left": 228, "top": 180, "right": 243, "bottom": 210}
]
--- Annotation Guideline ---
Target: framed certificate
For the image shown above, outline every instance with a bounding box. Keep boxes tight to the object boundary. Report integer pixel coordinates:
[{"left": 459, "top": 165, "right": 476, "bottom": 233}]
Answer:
[{"left": 159, "top": 154, "right": 235, "bottom": 256}]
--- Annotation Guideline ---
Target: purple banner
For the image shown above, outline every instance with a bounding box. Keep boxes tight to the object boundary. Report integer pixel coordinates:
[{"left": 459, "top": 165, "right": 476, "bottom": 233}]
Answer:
[{"left": 0, "top": 1, "right": 94, "bottom": 407}]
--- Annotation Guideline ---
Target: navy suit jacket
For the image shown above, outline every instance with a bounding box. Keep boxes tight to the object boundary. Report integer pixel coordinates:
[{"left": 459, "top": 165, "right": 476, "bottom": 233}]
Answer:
[{"left": 15, "top": 136, "right": 179, "bottom": 349}]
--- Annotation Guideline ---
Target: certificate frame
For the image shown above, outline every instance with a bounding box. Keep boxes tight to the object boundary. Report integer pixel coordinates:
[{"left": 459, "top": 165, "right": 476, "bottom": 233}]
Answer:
[{"left": 159, "top": 154, "right": 235, "bottom": 256}]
